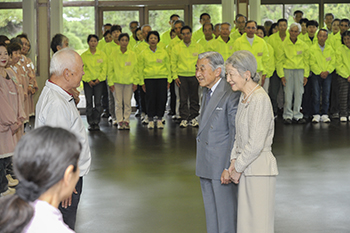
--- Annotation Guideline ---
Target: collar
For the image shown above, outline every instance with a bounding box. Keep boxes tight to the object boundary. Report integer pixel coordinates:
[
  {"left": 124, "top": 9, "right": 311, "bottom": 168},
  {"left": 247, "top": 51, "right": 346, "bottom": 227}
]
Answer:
[
  {"left": 210, "top": 78, "right": 221, "bottom": 95},
  {"left": 48, "top": 79, "right": 74, "bottom": 101}
]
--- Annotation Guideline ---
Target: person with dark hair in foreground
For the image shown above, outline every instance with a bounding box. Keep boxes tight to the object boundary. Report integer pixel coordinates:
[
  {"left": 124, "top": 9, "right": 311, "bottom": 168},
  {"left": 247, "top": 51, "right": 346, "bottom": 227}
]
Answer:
[{"left": 0, "top": 126, "right": 81, "bottom": 233}]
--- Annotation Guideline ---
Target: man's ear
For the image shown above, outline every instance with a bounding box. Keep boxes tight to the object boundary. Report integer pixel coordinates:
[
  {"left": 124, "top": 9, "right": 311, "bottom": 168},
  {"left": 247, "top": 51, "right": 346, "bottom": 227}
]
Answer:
[
  {"left": 215, "top": 67, "right": 222, "bottom": 78},
  {"left": 63, "top": 68, "right": 70, "bottom": 81}
]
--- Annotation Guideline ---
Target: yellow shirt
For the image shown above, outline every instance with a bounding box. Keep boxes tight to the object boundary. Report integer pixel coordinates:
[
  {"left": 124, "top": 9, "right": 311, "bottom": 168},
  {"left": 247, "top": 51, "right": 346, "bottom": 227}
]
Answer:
[
  {"left": 336, "top": 45, "right": 350, "bottom": 79},
  {"left": 129, "top": 35, "right": 137, "bottom": 51},
  {"left": 329, "top": 31, "right": 342, "bottom": 50},
  {"left": 229, "top": 29, "right": 243, "bottom": 42},
  {"left": 309, "top": 43, "right": 335, "bottom": 75},
  {"left": 276, "top": 38, "right": 310, "bottom": 78},
  {"left": 301, "top": 35, "right": 318, "bottom": 48},
  {"left": 166, "top": 36, "right": 182, "bottom": 57},
  {"left": 267, "top": 31, "right": 290, "bottom": 71},
  {"left": 160, "top": 28, "right": 172, "bottom": 46},
  {"left": 197, "top": 37, "right": 214, "bottom": 51},
  {"left": 81, "top": 48, "right": 107, "bottom": 82},
  {"left": 206, "top": 36, "right": 235, "bottom": 61},
  {"left": 103, "top": 41, "right": 119, "bottom": 57},
  {"left": 192, "top": 28, "right": 204, "bottom": 42},
  {"left": 171, "top": 41, "right": 204, "bottom": 79},
  {"left": 232, "top": 34, "right": 269, "bottom": 75},
  {"left": 138, "top": 47, "right": 172, "bottom": 85},
  {"left": 266, "top": 43, "right": 275, "bottom": 78},
  {"left": 97, "top": 38, "right": 106, "bottom": 51},
  {"left": 108, "top": 48, "right": 139, "bottom": 85}
]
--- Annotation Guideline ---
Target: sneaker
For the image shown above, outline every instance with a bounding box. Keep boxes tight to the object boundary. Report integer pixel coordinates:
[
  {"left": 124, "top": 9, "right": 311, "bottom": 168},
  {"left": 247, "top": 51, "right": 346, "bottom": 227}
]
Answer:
[
  {"left": 108, "top": 116, "right": 113, "bottom": 122},
  {"left": 331, "top": 113, "right": 339, "bottom": 119},
  {"left": 118, "top": 122, "right": 124, "bottom": 130},
  {"left": 124, "top": 122, "right": 130, "bottom": 130},
  {"left": 135, "top": 109, "right": 141, "bottom": 117},
  {"left": 180, "top": 120, "right": 188, "bottom": 128},
  {"left": 148, "top": 121, "right": 154, "bottom": 129},
  {"left": 321, "top": 115, "right": 331, "bottom": 123},
  {"left": 88, "top": 124, "right": 95, "bottom": 131},
  {"left": 340, "top": 116, "right": 347, "bottom": 122},
  {"left": 312, "top": 115, "right": 320, "bottom": 123},
  {"left": 283, "top": 118, "right": 292, "bottom": 125},
  {"left": 190, "top": 118, "right": 199, "bottom": 127},
  {"left": 0, "top": 187, "right": 16, "bottom": 197},
  {"left": 157, "top": 120, "right": 164, "bottom": 129},
  {"left": 142, "top": 115, "right": 149, "bottom": 124},
  {"left": 6, "top": 174, "right": 18, "bottom": 187}
]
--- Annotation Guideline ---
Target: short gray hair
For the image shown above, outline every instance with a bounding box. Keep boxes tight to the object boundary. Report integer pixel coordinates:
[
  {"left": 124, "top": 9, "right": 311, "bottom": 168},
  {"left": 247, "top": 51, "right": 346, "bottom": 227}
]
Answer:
[
  {"left": 290, "top": 23, "right": 301, "bottom": 32},
  {"left": 214, "top": 23, "right": 221, "bottom": 30},
  {"left": 221, "top": 22, "right": 232, "bottom": 30},
  {"left": 225, "top": 50, "right": 260, "bottom": 83},
  {"left": 198, "top": 51, "right": 225, "bottom": 79},
  {"left": 50, "top": 48, "right": 78, "bottom": 77}
]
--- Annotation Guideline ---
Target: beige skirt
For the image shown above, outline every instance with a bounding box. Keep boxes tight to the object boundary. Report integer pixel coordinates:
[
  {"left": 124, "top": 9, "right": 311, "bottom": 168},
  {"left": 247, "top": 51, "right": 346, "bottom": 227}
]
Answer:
[{"left": 237, "top": 174, "right": 276, "bottom": 233}]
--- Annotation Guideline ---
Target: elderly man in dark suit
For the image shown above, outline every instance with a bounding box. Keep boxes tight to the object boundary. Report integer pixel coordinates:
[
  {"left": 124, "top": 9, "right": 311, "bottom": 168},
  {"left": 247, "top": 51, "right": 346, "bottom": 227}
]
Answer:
[{"left": 195, "top": 51, "right": 240, "bottom": 233}]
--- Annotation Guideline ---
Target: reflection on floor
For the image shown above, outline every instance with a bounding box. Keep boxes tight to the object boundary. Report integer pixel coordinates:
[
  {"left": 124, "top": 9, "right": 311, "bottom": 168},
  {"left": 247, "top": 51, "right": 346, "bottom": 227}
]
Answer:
[{"left": 75, "top": 115, "right": 350, "bottom": 233}]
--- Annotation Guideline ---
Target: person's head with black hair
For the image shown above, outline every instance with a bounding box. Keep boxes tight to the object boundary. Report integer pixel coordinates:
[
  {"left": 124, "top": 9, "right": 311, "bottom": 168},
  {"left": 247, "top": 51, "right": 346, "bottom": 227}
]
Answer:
[
  {"left": 317, "top": 29, "right": 328, "bottom": 47},
  {"left": 203, "top": 23, "right": 214, "bottom": 40},
  {"left": 169, "top": 14, "right": 180, "bottom": 29},
  {"left": 102, "top": 23, "right": 112, "bottom": 34},
  {"left": 0, "top": 42, "right": 9, "bottom": 69},
  {"left": 264, "top": 19, "right": 274, "bottom": 34},
  {"left": 135, "top": 27, "right": 143, "bottom": 41},
  {"left": 146, "top": 31, "right": 160, "bottom": 48},
  {"left": 110, "top": 25, "right": 122, "bottom": 43},
  {"left": 268, "top": 23, "right": 278, "bottom": 36},
  {"left": 214, "top": 23, "right": 221, "bottom": 38},
  {"left": 174, "top": 20, "right": 185, "bottom": 38},
  {"left": 277, "top": 19, "right": 288, "bottom": 33},
  {"left": 324, "top": 13, "right": 334, "bottom": 30},
  {"left": 0, "top": 35, "right": 10, "bottom": 44},
  {"left": 141, "top": 24, "right": 152, "bottom": 41},
  {"left": 129, "top": 21, "right": 139, "bottom": 34},
  {"left": 170, "top": 29, "right": 176, "bottom": 39},
  {"left": 331, "top": 18, "right": 341, "bottom": 34},
  {"left": 235, "top": 14, "right": 247, "bottom": 32},
  {"left": 103, "top": 30, "right": 112, "bottom": 43},
  {"left": 341, "top": 30, "right": 350, "bottom": 48},
  {"left": 306, "top": 20, "right": 319, "bottom": 37},
  {"left": 293, "top": 10, "right": 304, "bottom": 23},
  {"left": 0, "top": 126, "right": 81, "bottom": 233},
  {"left": 50, "top": 33, "right": 69, "bottom": 53},
  {"left": 256, "top": 25, "right": 267, "bottom": 38},
  {"left": 181, "top": 26, "right": 192, "bottom": 44},
  {"left": 87, "top": 34, "right": 99, "bottom": 51},
  {"left": 17, "top": 33, "right": 31, "bottom": 55},
  {"left": 340, "top": 19, "right": 350, "bottom": 34},
  {"left": 7, "top": 41, "right": 22, "bottom": 66},
  {"left": 118, "top": 33, "right": 130, "bottom": 50},
  {"left": 299, "top": 18, "right": 309, "bottom": 35},
  {"left": 200, "top": 13, "right": 211, "bottom": 25}
]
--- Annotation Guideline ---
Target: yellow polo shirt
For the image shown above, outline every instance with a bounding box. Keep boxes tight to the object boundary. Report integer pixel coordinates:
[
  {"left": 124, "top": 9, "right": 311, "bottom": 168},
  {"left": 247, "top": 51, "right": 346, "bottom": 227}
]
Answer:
[
  {"left": 81, "top": 48, "right": 107, "bottom": 82},
  {"left": 206, "top": 36, "right": 235, "bottom": 61},
  {"left": 309, "top": 43, "right": 335, "bottom": 75}
]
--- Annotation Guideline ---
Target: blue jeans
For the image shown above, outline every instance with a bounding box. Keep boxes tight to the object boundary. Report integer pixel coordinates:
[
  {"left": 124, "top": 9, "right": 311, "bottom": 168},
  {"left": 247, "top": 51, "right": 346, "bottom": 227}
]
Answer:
[{"left": 311, "top": 73, "right": 332, "bottom": 115}]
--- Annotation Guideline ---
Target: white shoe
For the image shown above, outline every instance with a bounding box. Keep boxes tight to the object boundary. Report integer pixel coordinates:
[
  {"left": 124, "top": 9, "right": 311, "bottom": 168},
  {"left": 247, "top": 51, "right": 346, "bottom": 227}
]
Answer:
[
  {"left": 148, "top": 121, "right": 154, "bottom": 129},
  {"left": 312, "top": 115, "right": 320, "bottom": 123},
  {"left": 0, "top": 187, "right": 16, "bottom": 197},
  {"left": 180, "top": 120, "right": 188, "bottom": 128},
  {"left": 190, "top": 118, "right": 199, "bottom": 127},
  {"left": 157, "top": 120, "right": 164, "bottom": 129},
  {"left": 142, "top": 115, "right": 149, "bottom": 124},
  {"left": 321, "top": 115, "right": 331, "bottom": 123},
  {"left": 108, "top": 116, "right": 113, "bottom": 122},
  {"left": 6, "top": 174, "right": 18, "bottom": 187},
  {"left": 340, "top": 116, "right": 347, "bottom": 122}
]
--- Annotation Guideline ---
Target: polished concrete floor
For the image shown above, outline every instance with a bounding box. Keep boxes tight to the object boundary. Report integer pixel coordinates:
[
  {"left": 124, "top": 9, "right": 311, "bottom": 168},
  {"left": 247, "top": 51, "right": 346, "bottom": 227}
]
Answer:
[{"left": 72, "top": 114, "right": 350, "bottom": 233}]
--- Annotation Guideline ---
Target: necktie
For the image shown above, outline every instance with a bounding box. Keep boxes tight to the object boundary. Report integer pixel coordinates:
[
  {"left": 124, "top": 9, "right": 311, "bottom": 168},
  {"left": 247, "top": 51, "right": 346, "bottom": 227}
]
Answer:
[{"left": 206, "top": 89, "right": 212, "bottom": 107}]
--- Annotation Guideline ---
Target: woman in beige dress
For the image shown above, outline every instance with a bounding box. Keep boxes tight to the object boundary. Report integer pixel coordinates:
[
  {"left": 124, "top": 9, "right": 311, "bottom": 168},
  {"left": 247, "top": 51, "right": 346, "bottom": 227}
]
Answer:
[{"left": 222, "top": 50, "right": 278, "bottom": 233}]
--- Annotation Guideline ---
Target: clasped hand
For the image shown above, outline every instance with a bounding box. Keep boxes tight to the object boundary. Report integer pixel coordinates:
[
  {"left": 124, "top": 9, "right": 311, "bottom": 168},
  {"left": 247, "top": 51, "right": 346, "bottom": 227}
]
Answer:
[{"left": 220, "top": 159, "right": 242, "bottom": 185}]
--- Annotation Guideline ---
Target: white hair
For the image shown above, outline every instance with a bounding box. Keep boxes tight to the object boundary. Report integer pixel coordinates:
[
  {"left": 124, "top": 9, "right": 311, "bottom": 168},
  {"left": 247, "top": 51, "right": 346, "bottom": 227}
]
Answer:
[
  {"left": 225, "top": 50, "right": 260, "bottom": 83},
  {"left": 50, "top": 48, "right": 78, "bottom": 77},
  {"left": 290, "top": 23, "right": 302, "bottom": 32},
  {"left": 198, "top": 51, "right": 225, "bottom": 79}
]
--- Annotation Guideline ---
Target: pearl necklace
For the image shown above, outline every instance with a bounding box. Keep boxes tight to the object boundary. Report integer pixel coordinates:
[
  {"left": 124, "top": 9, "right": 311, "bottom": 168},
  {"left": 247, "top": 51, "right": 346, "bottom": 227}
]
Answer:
[{"left": 242, "top": 84, "right": 259, "bottom": 102}]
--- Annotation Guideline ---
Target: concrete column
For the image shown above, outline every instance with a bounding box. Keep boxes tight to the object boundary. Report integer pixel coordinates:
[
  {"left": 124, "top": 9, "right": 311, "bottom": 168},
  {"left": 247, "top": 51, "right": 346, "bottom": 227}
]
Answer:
[
  {"left": 22, "top": 0, "right": 36, "bottom": 64},
  {"left": 50, "top": 0, "right": 63, "bottom": 38},
  {"left": 249, "top": 0, "right": 261, "bottom": 25},
  {"left": 222, "top": 0, "right": 235, "bottom": 25}
]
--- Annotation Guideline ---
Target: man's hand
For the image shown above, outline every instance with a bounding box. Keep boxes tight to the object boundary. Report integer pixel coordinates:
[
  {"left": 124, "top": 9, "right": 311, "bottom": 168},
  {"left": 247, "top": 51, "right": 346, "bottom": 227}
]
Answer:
[
  {"left": 175, "top": 78, "right": 181, "bottom": 87},
  {"left": 281, "top": 77, "right": 286, "bottom": 86},
  {"left": 261, "top": 75, "right": 266, "bottom": 87},
  {"left": 132, "top": 84, "right": 138, "bottom": 92},
  {"left": 142, "top": 84, "right": 146, "bottom": 93},
  {"left": 109, "top": 85, "right": 115, "bottom": 92},
  {"left": 220, "top": 169, "right": 232, "bottom": 184},
  {"left": 303, "top": 77, "right": 308, "bottom": 86},
  {"left": 88, "top": 80, "right": 95, "bottom": 88}
]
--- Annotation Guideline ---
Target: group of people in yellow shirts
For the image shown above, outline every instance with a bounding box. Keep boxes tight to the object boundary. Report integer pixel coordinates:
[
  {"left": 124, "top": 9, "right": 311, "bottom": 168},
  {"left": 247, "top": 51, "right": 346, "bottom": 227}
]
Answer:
[{"left": 79, "top": 10, "right": 350, "bottom": 132}]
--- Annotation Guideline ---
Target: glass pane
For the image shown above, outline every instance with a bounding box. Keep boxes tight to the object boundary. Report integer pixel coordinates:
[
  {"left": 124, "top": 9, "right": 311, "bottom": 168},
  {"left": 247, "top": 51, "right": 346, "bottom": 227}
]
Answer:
[
  {"left": 63, "top": 6, "right": 94, "bottom": 54},
  {"left": 324, "top": 4, "right": 350, "bottom": 21},
  {"left": 148, "top": 10, "right": 184, "bottom": 34},
  {"left": 192, "top": 4, "right": 222, "bottom": 31},
  {"left": 103, "top": 10, "right": 140, "bottom": 36},
  {"left": 284, "top": 4, "right": 319, "bottom": 26},
  {"left": 3, "top": 0, "right": 22, "bottom": 2},
  {"left": 261, "top": 5, "right": 283, "bottom": 23},
  {"left": 0, "top": 9, "right": 23, "bottom": 38}
]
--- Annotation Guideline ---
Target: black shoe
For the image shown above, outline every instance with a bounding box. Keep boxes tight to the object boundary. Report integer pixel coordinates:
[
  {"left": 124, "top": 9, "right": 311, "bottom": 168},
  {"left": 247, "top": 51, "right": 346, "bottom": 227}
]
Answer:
[
  {"left": 101, "top": 110, "right": 109, "bottom": 118},
  {"left": 135, "top": 109, "right": 141, "bottom": 117},
  {"left": 297, "top": 118, "right": 306, "bottom": 124},
  {"left": 88, "top": 125, "right": 95, "bottom": 131},
  {"left": 283, "top": 119, "right": 292, "bottom": 125},
  {"left": 94, "top": 124, "right": 100, "bottom": 131}
]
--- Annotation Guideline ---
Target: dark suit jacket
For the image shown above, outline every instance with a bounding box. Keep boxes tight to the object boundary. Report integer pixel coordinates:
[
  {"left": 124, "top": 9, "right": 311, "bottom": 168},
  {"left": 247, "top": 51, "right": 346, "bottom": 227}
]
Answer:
[{"left": 196, "top": 78, "right": 240, "bottom": 179}]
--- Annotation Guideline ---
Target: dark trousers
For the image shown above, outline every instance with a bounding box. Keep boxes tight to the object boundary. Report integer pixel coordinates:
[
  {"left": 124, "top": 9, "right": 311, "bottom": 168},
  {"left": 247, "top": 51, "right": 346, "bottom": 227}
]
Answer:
[
  {"left": 169, "top": 81, "right": 176, "bottom": 114},
  {"left": 144, "top": 79, "right": 167, "bottom": 120},
  {"left": 269, "top": 71, "right": 281, "bottom": 116},
  {"left": 330, "top": 72, "right": 340, "bottom": 115},
  {"left": 83, "top": 81, "right": 104, "bottom": 125},
  {"left": 179, "top": 76, "right": 199, "bottom": 120},
  {"left": 302, "top": 76, "right": 313, "bottom": 119},
  {"left": 338, "top": 76, "right": 350, "bottom": 117},
  {"left": 138, "top": 85, "right": 147, "bottom": 114},
  {"left": 311, "top": 73, "right": 332, "bottom": 115},
  {"left": 133, "top": 87, "right": 140, "bottom": 110},
  {"left": 0, "top": 157, "right": 11, "bottom": 193},
  {"left": 101, "top": 81, "right": 109, "bottom": 113},
  {"left": 59, "top": 177, "right": 83, "bottom": 230}
]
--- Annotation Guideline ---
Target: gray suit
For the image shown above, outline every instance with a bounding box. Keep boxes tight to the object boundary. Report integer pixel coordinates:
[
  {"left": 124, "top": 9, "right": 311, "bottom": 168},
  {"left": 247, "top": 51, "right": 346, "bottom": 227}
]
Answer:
[{"left": 196, "top": 78, "right": 240, "bottom": 233}]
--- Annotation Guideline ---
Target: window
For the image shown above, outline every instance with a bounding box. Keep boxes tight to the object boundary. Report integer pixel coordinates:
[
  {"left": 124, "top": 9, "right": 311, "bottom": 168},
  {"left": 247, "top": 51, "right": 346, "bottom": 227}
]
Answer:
[
  {"left": 63, "top": 6, "right": 95, "bottom": 54},
  {"left": 103, "top": 10, "right": 140, "bottom": 36},
  {"left": 0, "top": 9, "right": 23, "bottom": 39},
  {"left": 324, "top": 4, "right": 350, "bottom": 21},
  {"left": 284, "top": 4, "right": 319, "bottom": 26},
  {"left": 260, "top": 5, "right": 283, "bottom": 23},
  {"left": 192, "top": 4, "right": 222, "bottom": 32},
  {"left": 148, "top": 10, "right": 184, "bottom": 34}
]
